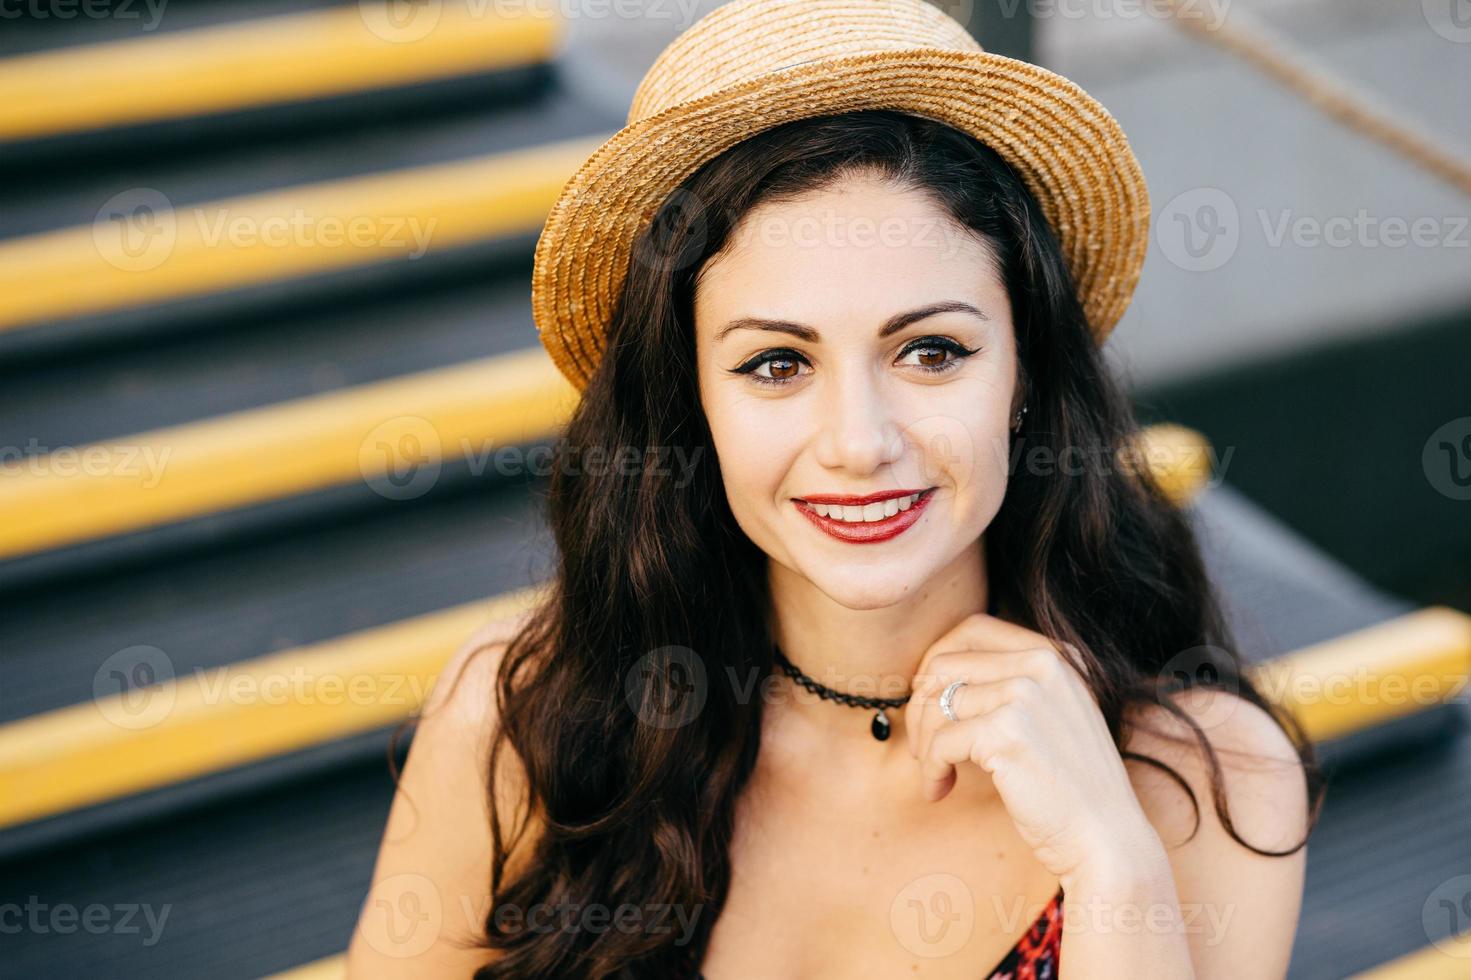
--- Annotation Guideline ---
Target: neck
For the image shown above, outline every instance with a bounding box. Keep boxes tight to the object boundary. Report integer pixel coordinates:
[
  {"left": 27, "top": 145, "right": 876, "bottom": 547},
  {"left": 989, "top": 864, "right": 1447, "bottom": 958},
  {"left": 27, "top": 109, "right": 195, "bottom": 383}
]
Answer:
[{"left": 761, "top": 543, "right": 992, "bottom": 764}]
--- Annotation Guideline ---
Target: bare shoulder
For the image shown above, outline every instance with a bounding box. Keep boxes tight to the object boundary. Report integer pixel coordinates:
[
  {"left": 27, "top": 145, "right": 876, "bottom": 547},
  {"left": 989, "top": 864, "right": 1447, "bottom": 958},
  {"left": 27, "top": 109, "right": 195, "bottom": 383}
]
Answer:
[
  {"left": 1121, "top": 687, "right": 1311, "bottom": 980},
  {"left": 423, "top": 608, "right": 537, "bottom": 723},
  {"left": 1123, "top": 687, "right": 1310, "bottom": 850},
  {"left": 345, "top": 608, "right": 540, "bottom": 978}
]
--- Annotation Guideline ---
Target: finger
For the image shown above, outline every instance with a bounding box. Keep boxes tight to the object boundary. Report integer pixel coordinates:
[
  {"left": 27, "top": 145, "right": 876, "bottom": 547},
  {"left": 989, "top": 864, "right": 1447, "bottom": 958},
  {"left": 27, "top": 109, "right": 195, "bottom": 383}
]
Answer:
[
  {"left": 906, "top": 659, "right": 1012, "bottom": 759},
  {"left": 909, "top": 679, "right": 949, "bottom": 763},
  {"left": 907, "top": 672, "right": 980, "bottom": 760},
  {"left": 905, "top": 647, "right": 1076, "bottom": 760},
  {"left": 918, "top": 713, "right": 1006, "bottom": 801},
  {"left": 914, "top": 647, "right": 1077, "bottom": 703},
  {"left": 917, "top": 612, "right": 1052, "bottom": 673},
  {"left": 924, "top": 763, "right": 958, "bottom": 802},
  {"left": 923, "top": 710, "right": 1012, "bottom": 784},
  {"left": 911, "top": 676, "right": 1034, "bottom": 764}
]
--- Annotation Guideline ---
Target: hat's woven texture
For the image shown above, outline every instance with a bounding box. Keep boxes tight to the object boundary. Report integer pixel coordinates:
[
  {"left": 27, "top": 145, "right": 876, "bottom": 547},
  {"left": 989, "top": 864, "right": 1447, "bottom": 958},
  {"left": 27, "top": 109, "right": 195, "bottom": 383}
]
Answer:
[{"left": 531, "top": 0, "right": 1150, "bottom": 393}]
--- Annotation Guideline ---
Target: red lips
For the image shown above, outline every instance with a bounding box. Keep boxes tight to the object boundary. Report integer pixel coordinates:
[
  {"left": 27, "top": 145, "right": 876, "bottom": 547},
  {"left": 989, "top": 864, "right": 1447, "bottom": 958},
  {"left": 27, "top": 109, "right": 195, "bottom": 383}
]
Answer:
[{"left": 793, "top": 488, "right": 936, "bottom": 544}]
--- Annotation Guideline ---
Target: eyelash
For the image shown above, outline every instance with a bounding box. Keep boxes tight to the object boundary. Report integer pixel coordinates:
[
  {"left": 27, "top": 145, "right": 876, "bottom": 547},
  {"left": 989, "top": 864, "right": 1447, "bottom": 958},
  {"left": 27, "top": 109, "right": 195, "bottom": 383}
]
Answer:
[{"left": 730, "top": 336, "right": 980, "bottom": 388}]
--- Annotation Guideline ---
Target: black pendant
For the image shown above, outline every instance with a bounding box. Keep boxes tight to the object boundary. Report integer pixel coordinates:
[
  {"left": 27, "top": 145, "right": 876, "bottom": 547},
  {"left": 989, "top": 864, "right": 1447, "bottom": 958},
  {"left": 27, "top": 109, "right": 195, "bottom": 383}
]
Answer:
[{"left": 871, "top": 709, "right": 891, "bottom": 741}]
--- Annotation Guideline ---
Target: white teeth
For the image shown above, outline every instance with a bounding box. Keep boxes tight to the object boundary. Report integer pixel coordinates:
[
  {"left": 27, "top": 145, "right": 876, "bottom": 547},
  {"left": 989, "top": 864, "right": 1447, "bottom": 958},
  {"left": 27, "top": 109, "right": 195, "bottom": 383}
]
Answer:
[{"left": 806, "top": 492, "right": 923, "bottom": 523}]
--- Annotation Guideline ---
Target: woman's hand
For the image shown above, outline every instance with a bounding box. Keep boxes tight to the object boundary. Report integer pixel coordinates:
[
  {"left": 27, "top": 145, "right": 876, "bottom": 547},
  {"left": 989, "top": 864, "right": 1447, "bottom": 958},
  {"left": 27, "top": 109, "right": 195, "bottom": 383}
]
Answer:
[{"left": 905, "top": 611, "right": 1165, "bottom": 886}]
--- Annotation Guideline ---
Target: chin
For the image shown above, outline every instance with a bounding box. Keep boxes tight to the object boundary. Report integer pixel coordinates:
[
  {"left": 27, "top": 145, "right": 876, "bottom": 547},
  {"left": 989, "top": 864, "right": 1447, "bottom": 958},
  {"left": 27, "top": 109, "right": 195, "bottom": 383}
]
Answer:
[{"left": 803, "top": 561, "right": 934, "bottom": 610}]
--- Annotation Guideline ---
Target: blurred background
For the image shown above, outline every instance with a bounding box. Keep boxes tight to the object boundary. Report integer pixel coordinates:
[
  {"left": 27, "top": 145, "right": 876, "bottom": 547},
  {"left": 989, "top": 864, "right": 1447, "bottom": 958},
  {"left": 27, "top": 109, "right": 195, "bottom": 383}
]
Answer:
[{"left": 1, "top": 0, "right": 1468, "bottom": 976}]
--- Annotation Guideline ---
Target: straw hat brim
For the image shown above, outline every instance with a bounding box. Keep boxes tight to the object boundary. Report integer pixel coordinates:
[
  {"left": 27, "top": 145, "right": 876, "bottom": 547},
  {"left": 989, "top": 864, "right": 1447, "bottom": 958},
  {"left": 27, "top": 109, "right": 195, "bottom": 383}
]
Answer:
[{"left": 531, "top": 47, "right": 1150, "bottom": 392}]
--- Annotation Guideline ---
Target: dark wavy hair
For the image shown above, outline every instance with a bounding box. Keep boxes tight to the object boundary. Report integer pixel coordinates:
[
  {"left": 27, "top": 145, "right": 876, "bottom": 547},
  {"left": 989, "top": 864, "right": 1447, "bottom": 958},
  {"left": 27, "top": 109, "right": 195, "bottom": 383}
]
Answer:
[{"left": 427, "top": 109, "right": 1324, "bottom": 978}]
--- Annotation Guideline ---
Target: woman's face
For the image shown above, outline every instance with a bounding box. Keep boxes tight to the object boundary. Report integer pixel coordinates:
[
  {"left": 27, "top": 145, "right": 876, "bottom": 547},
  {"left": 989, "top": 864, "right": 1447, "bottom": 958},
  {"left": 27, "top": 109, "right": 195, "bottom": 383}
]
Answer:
[{"left": 694, "top": 172, "right": 1020, "bottom": 609}]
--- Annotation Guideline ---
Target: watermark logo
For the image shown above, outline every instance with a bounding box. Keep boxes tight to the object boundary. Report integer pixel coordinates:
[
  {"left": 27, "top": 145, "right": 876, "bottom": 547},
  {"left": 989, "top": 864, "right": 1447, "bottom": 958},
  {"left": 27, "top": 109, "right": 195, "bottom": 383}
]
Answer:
[
  {"left": 905, "top": 413, "right": 982, "bottom": 490},
  {"left": 1258, "top": 209, "right": 1469, "bottom": 251},
  {"left": 890, "top": 873, "right": 974, "bottom": 958},
  {"left": 93, "top": 188, "right": 438, "bottom": 272},
  {"left": 93, "top": 645, "right": 177, "bottom": 731},
  {"left": 926, "top": 0, "right": 975, "bottom": 32},
  {"left": 0, "top": 0, "right": 170, "bottom": 28},
  {"left": 1014, "top": 0, "right": 1229, "bottom": 29},
  {"left": 1423, "top": 416, "right": 1471, "bottom": 501},
  {"left": 358, "top": 873, "right": 444, "bottom": 958},
  {"left": 1157, "top": 187, "right": 1468, "bottom": 272},
  {"left": 1423, "top": 875, "right": 1471, "bottom": 957},
  {"left": 0, "top": 438, "right": 172, "bottom": 487},
  {"left": 1155, "top": 645, "right": 1242, "bottom": 731},
  {"left": 360, "top": 0, "right": 443, "bottom": 42},
  {"left": 1423, "top": 0, "right": 1471, "bottom": 42},
  {"left": 360, "top": 415, "right": 444, "bottom": 501},
  {"left": 0, "top": 897, "right": 170, "bottom": 946},
  {"left": 631, "top": 185, "right": 710, "bottom": 274},
  {"left": 94, "top": 188, "right": 177, "bottom": 273},
  {"left": 1156, "top": 187, "right": 1240, "bottom": 272},
  {"left": 626, "top": 645, "right": 708, "bottom": 729}
]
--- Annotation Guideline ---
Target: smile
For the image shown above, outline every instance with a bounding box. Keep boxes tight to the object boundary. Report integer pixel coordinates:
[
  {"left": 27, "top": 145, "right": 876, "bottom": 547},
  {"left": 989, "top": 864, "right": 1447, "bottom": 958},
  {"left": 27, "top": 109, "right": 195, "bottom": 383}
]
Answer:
[{"left": 792, "top": 488, "right": 937, "bottom": 543}]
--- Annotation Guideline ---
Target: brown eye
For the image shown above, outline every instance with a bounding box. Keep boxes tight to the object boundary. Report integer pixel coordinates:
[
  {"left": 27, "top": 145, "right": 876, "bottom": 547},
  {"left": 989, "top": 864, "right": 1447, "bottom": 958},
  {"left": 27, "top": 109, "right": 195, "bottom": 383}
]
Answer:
[
  {"left": 913, "top": 346, "right": 948, "bottom": 368},
  {"left": 731, "top": 349, "right": 811, "bottom": 387},
  {"left": 897, "top": 336, "right": 979, "bottom": 375},
  {"left": 764, "top": 357, "right": 799, "bottom": 380}
]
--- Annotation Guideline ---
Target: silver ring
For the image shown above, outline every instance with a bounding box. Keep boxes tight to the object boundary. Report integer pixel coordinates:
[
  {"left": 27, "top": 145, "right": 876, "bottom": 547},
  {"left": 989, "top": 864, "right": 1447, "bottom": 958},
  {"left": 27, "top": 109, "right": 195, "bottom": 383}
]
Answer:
[{"left": 939, "top": 679, "right": 967, "bottom": 722}]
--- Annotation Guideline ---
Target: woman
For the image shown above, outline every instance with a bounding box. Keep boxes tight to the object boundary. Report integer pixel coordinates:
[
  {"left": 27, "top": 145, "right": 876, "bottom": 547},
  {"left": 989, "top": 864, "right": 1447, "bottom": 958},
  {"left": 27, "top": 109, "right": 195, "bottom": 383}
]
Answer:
[{"left": 349, "top": 1, "right": 1324, "bottom": 977}]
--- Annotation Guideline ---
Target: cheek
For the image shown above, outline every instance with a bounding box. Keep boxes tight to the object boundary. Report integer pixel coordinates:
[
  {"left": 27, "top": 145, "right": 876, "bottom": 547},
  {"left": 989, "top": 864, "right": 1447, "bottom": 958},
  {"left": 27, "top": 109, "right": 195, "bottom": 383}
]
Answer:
[
  {"left": 705, "top": 393, "right": 751, "bottom": 465},
  {"left": 902, "top": 406, "right": 1012, "bottom": 537},
  {"left": 903, "top": 406, "right": 1011, "bottom": 495},
  {"left": 705, "top": 394, "right": 791, "bottom": 510}
]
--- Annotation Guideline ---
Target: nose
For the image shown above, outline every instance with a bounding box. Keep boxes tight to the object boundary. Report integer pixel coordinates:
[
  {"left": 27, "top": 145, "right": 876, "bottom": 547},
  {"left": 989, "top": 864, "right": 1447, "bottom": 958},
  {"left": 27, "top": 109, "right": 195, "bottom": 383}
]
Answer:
[{"left": 812, "top": 367, "right": 904, "bottom": 476}]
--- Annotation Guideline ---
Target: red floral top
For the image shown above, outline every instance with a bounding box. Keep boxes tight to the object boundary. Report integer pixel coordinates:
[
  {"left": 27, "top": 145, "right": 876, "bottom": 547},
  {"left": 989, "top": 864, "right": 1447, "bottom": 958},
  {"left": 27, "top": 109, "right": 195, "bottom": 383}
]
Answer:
[{"left": 986, "top": 886, "right": 1064, "bottom": 980}]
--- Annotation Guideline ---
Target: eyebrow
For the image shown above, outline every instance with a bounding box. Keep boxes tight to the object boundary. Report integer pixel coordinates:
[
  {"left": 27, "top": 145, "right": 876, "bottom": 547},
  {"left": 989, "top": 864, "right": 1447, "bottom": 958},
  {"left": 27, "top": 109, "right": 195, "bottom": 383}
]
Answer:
[{"left": 713, "top": 300, "right": 991, "bottom": 344}]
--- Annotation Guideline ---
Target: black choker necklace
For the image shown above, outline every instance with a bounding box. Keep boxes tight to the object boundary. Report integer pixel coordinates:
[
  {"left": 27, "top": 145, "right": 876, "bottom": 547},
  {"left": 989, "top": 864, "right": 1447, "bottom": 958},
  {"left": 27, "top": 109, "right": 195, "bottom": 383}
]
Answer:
[
  {"left": 770, "top": 642, "right": 911, "bottom": 741},
  {"left": 770, "top": 595, "right": 1001, "bottom": 742}
]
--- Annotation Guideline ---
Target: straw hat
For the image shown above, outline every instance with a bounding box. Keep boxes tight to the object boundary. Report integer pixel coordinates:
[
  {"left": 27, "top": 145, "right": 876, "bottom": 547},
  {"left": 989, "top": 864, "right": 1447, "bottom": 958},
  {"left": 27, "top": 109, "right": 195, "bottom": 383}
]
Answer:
[{"left": 531, "top": 0, "right": 1150, "bottom": 393}]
